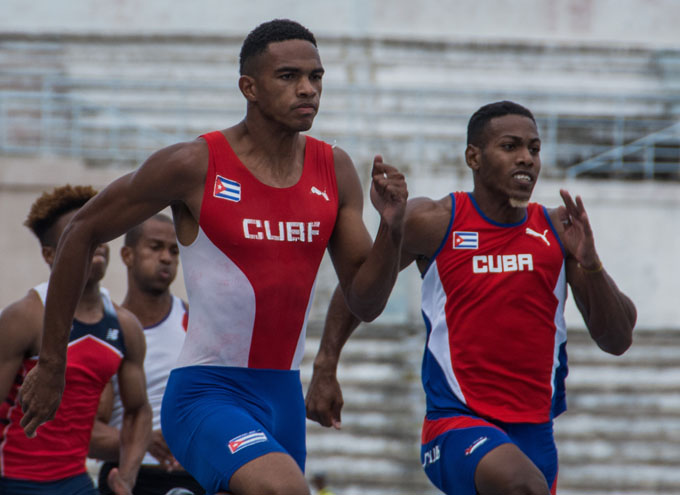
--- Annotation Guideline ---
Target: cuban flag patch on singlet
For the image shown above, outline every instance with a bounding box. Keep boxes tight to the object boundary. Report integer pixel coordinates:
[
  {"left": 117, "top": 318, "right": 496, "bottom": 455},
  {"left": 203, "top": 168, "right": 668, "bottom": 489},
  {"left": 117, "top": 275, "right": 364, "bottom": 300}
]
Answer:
[
  {"left": 228, "top": 430, "right": 268, "bottom": 454},
  {"left": 214, "top": 175, "right": 241, "bottom": 202},
  {"left": 453, "top": 231, "right": 478, "bottom": 249}
]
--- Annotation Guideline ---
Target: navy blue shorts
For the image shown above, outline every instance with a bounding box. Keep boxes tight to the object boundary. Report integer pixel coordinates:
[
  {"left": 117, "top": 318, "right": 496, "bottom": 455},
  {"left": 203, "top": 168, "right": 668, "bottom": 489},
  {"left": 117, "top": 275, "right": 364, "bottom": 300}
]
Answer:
[
  {"left": 421, "top": 414, "right": 558, "bottom": 495},
  {"left": 161, "top": 366, "right": 306, "bottom": 495},
  {"left": 0, "top": 473, "right": 96, "bottom": 495}
]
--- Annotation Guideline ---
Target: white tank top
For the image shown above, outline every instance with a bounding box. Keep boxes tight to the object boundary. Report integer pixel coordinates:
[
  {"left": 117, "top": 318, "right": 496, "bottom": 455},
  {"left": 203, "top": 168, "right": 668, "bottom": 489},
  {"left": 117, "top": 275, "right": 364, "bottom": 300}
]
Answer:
[{"left": 109, "top": 295, "right": 188, "bottom": 466}]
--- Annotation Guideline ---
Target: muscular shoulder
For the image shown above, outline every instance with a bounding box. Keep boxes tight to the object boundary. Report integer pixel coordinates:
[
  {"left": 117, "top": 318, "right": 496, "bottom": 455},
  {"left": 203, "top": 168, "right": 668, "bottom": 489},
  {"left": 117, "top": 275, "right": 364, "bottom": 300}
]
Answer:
[
  {"left": 114, "top": 305, "right": 145, "bottom": 361},
  {"left": 145, "top": 138, "right": 209, "bottom": 189},
  {"left": 331, "top": 145, "right": 352, "bottom": 169},
  {"left": 403, "top": 195, "right": 453, "bottom": 259},
  {"left": 0, "top": 289, "right": 44, "bottom": 356},
  {"left": 332, "top": 146, "right": 356, "bottom": 183},
  {"left": 406, "top": 195, "right": 451, "bottom": 224},
  {"left": 331, "top": 146, "right": 362, "bottom": 208},
  {"left": 546, "top": 206, "right": 573, "bottom": 256}
]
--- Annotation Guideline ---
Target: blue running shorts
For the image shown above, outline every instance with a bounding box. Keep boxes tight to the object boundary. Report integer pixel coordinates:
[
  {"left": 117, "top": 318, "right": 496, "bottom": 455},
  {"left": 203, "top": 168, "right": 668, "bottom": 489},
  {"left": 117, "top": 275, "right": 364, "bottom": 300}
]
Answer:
[
  {"left": 161, "top": 366, "right": 306, "bottom": 495},
  {"left": 421, "top": 413, "right": 558, "bottom": 495},
  {"left": 0, "top": 473, "right": 96, "bottom": 495}
]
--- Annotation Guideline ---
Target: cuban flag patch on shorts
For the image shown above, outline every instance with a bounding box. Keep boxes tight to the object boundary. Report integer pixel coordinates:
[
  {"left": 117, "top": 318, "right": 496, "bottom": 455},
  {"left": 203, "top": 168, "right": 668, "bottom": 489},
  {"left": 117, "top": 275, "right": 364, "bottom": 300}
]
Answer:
[{"left": 228, "top": 430, "right": 268, "bottom": 454}]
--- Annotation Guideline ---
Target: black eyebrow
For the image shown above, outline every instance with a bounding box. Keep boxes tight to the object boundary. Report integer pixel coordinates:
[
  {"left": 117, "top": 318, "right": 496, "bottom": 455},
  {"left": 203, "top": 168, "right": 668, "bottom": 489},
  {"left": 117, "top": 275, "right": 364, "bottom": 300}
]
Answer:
[
  {"left": 146, "top": 237, "right": 176, "bottom": 245},
  {"left": 275, "top": 66, "right": 301, "bottom": 73},
  {"left": 499, "top": 135, "right": 541, "bottom": 143},
  {"left": 274, "top": 67, "right": 325, "bottom": 75}
]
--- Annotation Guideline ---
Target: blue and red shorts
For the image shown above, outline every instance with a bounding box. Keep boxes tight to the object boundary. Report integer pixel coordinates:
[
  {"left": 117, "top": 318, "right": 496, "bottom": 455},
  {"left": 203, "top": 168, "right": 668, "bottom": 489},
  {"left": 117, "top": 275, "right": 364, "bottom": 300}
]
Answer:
[
  {"left": 421, "top": 413, "right": 558, "bottom": 495},
  {"left": 161, "top": 365, "right": 306, "bottom": 495}
]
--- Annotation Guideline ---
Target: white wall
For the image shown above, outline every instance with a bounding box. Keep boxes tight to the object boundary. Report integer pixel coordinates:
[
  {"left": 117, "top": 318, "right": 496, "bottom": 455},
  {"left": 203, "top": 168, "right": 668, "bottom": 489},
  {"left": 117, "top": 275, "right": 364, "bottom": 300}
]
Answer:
[
  {"left": 1, "top": 156, "right": 677, "bottom": 330},
  {"left": 1, "top": 0, "right": 678, "bottom": 329},
  {"left": 1, "top": 0, "right": 679, "bottom": 48},
  {"left": 0, "top": 158, "right": 141, "bottom": 309},
  {"left": 365, "top": 166, "right": 680, "bottom": 331},
  {"left": 519, "top": 176, "right": 680, "bottom": 331}
]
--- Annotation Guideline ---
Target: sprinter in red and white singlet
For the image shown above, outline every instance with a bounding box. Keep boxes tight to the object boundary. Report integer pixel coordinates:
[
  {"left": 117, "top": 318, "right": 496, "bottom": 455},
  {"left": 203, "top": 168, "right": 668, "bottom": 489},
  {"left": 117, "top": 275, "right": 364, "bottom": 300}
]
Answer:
[{"left": 308, "top": 101, "right": 636, "bottom": 495}]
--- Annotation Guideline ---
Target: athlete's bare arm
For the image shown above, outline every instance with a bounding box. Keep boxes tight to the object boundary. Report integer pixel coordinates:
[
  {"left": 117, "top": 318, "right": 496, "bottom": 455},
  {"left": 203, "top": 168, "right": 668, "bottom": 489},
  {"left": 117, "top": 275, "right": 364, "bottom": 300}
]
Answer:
[
  {"left": 307, "top": 196, "right": 450, "bottom": 428},
  {"left": 90, "top": 359, "right": 180, "bottom": 469},
  {"left": 326, "top": 148, "right": 407, "bottom": 322},
  {"left": 90, "top": 364, "right": 180, "bottom": 469},
  {"left": 89, "top": 381, "right": 120, "bottom": 462},
  {"left": 552, "top": 189, "right": 636, "bottom": 355},
  {"left": 403, "top": 195, "right": 454, "bottom": 271},
  {"left": 106, "top": 306, "right": 152, "bottom": 494},
  {"left": 0, "top": 292, "right": 42, "bottom": 404},
  {"left": 19, "top": 138, "right": 208, "bottom": 438}
]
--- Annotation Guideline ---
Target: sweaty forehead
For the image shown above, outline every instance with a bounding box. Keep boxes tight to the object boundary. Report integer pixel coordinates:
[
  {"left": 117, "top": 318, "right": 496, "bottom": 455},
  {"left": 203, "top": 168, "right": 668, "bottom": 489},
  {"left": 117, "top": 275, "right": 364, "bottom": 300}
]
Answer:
[
  {"left": 141, "top": 218, "right": 176, "bottom": 240},
  {"left": 259, "top": 39, "right": 322, "bottom": 69},
  {"left": 486, "top": 114, "right": 539, "bottom": 141}
]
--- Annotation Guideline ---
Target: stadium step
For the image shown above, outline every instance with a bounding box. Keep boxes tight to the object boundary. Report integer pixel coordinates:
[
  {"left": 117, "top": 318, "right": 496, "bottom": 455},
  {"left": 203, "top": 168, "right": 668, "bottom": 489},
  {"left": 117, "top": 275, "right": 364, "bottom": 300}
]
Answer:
[{"left": 301, "top": 324, "right": 680, "bottom": 494}]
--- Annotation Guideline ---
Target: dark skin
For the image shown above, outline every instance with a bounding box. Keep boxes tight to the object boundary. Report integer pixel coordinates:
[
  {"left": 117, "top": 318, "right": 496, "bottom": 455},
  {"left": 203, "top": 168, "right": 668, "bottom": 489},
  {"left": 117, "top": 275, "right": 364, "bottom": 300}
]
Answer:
[
  {"left": 0, "top": 210, "right": 151, "bottom": 495},
  {"left": 89, "top": 217, "right": 183, "bottom": 472},
  {"left": 19, "top": 38, "right": 407, "bottom": 495},
  {"left": 306, "top": 114, "right": 636, "bottom": 494}
]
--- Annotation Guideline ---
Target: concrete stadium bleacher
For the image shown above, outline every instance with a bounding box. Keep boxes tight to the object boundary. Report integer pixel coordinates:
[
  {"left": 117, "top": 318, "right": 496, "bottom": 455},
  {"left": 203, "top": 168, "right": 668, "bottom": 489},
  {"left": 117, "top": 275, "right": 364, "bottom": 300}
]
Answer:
[
  {"left": 1, "top": 33, "right": 678, "bottom": 177},
  {"left": 2, "top": 32, "right": 680, "bottom": 494},
  {"left": 301, "top": 324, "right": 680, "bottom": 495}
]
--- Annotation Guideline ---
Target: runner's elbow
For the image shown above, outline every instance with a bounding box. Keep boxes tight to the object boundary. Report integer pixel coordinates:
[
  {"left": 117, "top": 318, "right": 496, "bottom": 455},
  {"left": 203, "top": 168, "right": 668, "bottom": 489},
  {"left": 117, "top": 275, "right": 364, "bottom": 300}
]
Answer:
[{"left": 350, "top": 301, "right": 386, "bottom": 322}]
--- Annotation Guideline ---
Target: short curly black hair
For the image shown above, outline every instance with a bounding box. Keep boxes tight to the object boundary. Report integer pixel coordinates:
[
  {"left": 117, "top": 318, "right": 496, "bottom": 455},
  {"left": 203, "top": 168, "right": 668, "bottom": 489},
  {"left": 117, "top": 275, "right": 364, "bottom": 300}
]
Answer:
[
  {"left": 467, "top": 101, "right": 536, "bottom": 147},
  {"left": 24, "top": 184, "right": 97, "bottom": 247},
  {"left": 239, "top": 19, "right": 317, "bottom": 75}
]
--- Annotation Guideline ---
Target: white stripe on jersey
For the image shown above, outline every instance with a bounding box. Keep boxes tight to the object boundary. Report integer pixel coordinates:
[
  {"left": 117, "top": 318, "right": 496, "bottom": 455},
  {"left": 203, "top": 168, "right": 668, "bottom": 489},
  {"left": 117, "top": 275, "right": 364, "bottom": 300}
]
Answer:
[
  {"left": 550, "top": 261, "right": 568, "bottom": 398},
  {"left": 421, "top": 265, "right": 468, "bottom": 406},
  {"left": 177, "top": 227, "right": 256, "bottom": 368}
]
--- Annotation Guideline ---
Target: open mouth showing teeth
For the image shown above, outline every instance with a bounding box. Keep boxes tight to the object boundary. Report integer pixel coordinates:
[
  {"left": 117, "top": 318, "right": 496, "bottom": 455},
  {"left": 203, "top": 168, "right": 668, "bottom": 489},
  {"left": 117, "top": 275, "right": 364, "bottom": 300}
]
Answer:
[{"left": 513, "top": 173, "right": 532, "bottom": 182}]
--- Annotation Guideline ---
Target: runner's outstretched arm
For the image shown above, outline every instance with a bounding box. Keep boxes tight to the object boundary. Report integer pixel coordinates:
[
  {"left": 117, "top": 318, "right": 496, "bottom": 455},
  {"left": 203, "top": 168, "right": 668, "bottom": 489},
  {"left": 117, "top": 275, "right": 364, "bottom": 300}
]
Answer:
[
  {"left": 327, "top": 151, "right": 407, "bottom": 322},
  {"left": 19, "top": 139, "right": 207, "bottom": 437},
  {"left": 556, "top": 189, "right": 636, "bottom": 355}
]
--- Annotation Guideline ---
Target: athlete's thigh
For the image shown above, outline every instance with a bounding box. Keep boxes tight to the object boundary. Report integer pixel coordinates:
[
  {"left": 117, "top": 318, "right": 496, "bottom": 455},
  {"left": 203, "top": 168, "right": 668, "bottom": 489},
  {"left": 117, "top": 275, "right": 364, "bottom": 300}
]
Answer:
[
  {"left": 229, "top": 452, "right": 309, "bottom": 495},
  {"left": 420, "top": 415, "right": 512, "bottom": 495},
  {"left": 474, "top": 443, "right": 551, "bottom": 495},
  {"left": 266, "top": 380, "right": 307, "bottom": 470},
  {"left": 504, "top": 421, "right": 558, "bottom": 493},
  {"left": 161, "top": 366, "right": 307, "bottom": 494},
  {"left": 164, "top": 399, "right": 290, "bottom": 494}
]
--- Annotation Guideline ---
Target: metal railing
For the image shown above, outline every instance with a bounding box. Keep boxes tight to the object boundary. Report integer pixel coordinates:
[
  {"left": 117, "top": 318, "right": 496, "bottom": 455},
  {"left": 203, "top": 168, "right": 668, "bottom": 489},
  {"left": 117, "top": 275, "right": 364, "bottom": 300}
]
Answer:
[
  {"left": 566, "top": 121, "right": 680, "bottom": 178},
  {"left": 1, "top": 74, "right": 678, "bottom": 178}
]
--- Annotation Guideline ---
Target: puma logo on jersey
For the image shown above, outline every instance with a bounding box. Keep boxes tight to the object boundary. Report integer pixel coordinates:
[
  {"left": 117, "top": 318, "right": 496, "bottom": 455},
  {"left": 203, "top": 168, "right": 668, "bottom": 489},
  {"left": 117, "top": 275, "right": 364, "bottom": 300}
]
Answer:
[
  {"left": 525, "top": 228, "right": 550, "bottom": 246},
  {"left": 243, "top": 218, "right": 320, "bottom": 243},
  {"left": 472, "top": 254, "right": 534, "bottom": 273},
  {"left": 310, "top": 186, "right": 329, "bottom": 201}
]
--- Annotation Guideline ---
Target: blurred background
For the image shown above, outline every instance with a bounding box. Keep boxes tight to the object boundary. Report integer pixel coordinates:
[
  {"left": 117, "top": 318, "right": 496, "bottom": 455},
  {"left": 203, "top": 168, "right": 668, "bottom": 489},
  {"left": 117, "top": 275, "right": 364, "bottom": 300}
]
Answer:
[{"left": 1, "top": 1, "right": 678, "bottom": 493}]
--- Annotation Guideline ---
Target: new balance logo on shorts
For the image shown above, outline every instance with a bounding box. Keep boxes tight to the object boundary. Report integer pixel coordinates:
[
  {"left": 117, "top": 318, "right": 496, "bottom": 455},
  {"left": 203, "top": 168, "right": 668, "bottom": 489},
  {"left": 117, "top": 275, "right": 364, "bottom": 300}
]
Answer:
[{"left": 228, "top": 430, "right": 268, "bottom": 454}]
